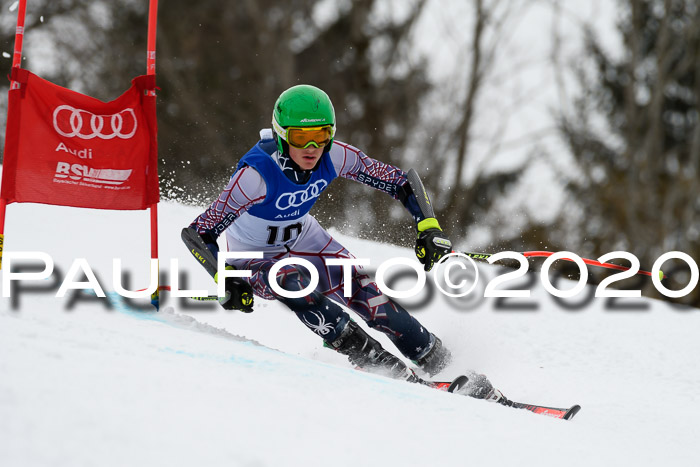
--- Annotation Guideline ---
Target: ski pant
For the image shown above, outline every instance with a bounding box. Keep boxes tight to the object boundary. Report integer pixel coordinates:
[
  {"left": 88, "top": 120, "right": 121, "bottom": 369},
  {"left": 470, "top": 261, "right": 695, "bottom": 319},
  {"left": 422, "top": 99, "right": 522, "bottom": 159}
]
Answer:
[{"left": 225, "top": 216, "right": 432, "bottom": 360}]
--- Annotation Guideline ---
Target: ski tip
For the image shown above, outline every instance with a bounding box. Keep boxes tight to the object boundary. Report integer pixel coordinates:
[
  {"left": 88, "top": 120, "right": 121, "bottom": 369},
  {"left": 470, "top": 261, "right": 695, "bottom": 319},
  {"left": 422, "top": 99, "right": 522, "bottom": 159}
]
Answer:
[{"left": 563, "top": 405, "right": 581, "bottom": 421}]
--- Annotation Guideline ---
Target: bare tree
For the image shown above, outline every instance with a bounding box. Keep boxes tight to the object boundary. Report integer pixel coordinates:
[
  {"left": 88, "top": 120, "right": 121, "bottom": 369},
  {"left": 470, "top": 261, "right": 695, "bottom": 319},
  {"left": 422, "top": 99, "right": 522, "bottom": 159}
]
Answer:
[
  {"left": 560, "top": 0, "right": 700, "bottom": 305},
  {"left": 405, "top": 0, "right": 543, "bottom": 249}
]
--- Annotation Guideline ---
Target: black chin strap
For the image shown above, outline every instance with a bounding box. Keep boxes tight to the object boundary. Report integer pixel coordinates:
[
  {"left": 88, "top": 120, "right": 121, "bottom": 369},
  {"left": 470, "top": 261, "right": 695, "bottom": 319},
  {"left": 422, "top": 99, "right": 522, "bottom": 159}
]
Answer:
[{"left": 276, "top": 150, "right": 312, "bottom": 184}]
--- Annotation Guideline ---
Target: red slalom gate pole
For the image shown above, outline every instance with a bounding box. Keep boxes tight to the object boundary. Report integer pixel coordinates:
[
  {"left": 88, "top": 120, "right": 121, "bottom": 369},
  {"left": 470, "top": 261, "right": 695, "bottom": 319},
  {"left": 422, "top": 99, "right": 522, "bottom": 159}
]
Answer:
[
  {"left": 0, "top": 198, "right": 6, "bottom": 269},
  {"left": 147, "top": 0, "right": 158, "bottom": 77},
  {"left": 0, "top": 0, "right": 28, "bottom": 269},
  {"left": 10, "top": 0, "right": 27, "bottom": 87},
  {"left": 521, "top": 251, "right": 658, "bottom": 278},
  {"left": 458, "top": 250, "right": 661, "bottom": 279},
  {"left": 147, "top": 0, "right": 160, "bottom": 308}
]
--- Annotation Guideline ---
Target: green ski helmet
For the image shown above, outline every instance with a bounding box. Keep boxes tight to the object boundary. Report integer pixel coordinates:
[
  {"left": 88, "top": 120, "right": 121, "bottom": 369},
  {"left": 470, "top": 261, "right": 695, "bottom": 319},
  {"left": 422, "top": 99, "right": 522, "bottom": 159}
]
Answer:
[{"left": 272, "top": 84, "right": 336, "bottom": 155}]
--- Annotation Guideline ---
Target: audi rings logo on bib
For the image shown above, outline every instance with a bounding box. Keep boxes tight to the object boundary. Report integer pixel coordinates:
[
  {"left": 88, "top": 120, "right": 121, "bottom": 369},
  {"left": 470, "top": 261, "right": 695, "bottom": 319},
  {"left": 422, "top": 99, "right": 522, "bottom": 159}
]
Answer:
[
  {"left": 275, "top": 180, "right": 328, "bottom": 210},
  {"left": 52, "top": 105, "right": 138, "bottom": 140}
]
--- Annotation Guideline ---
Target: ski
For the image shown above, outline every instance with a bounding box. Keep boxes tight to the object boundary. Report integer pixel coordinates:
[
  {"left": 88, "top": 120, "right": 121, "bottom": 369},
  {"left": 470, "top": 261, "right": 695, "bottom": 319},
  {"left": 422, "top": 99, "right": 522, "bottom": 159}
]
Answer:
[
  {"left": 508, "top": 401, "right": 581, "bottom": 420},
  {"left": 426, "top": 375, "right": 581, "bottom": 421}
]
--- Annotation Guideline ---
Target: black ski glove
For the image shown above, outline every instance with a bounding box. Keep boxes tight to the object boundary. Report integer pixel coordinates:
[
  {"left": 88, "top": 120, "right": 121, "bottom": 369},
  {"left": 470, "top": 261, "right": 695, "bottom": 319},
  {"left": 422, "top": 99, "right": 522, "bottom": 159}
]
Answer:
[
  {"left": 216, "top": 265, "right": 254, "bottom": 312},
  {"left": 415, "top": 218, "right": 452, "bottom": 272}
]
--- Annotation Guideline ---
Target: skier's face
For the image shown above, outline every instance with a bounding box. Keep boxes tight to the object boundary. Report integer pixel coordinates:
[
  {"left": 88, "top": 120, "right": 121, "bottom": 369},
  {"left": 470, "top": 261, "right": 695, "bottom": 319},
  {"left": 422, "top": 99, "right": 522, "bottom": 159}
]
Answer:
[{"left": 289, "top": 144, "right": 324, "bottom": 170}]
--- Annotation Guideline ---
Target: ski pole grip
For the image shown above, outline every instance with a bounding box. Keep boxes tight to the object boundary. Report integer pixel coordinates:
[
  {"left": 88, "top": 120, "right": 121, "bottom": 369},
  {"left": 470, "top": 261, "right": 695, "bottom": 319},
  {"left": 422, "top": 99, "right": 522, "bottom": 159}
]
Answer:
[
  {"left": 407, "top": 168, "right": 436, "bottom": 220},
  {"left": 181, "top": 227, "right": 218, "bottom": 279}
]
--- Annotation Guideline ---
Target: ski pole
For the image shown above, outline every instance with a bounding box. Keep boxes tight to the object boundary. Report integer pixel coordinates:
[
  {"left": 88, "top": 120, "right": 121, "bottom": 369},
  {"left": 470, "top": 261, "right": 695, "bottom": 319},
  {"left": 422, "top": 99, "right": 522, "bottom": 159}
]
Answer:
[
  {"left": 456, "top": 250, "right": 662, "bottom": 279},
  {"left": 188, "top": 295, "right": 219, "bottom": 301},
  {"left": 136, "top": 284, "right": 220, "bottom": 302},
  {"left": 157, "top": 285, "right": 219, "bottom": 301}
]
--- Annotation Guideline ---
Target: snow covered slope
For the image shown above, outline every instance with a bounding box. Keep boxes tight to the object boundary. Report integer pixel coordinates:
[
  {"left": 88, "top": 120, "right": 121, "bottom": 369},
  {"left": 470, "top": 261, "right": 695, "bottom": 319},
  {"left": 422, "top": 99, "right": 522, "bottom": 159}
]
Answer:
[{"left": 1, "top": 200, "right": 699, "bottom": 467}]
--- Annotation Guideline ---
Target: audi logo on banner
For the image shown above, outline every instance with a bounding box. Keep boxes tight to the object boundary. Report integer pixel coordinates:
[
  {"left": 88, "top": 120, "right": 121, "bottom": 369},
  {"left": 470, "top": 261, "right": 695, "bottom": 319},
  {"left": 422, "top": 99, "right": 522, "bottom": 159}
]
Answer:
[
  {"left": 52, "top": 105, "right": 138, "bottom": 140},
  {"left": 275, "top": 180, "right": 328, "bottom": 210}
]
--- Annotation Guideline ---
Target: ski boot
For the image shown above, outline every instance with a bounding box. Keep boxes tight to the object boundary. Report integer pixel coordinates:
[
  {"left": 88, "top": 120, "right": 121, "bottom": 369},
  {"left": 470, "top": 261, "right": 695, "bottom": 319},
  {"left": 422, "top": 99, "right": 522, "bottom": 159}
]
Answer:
[
  {"left": 447, "top": 371, "right": 512, "bottom": 406},
  {"left": 412, "top": 334, "right": 452, "bottom": 377},
  {"left": 327, "top": 321, "right": 418, "bottom": 382}
]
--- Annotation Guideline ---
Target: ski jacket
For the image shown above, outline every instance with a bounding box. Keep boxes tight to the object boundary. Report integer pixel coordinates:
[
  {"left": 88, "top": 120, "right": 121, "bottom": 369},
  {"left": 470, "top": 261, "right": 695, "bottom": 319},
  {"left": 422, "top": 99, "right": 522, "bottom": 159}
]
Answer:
[{"left": 190, "top": 130, "right": 424, "bottom": 249}]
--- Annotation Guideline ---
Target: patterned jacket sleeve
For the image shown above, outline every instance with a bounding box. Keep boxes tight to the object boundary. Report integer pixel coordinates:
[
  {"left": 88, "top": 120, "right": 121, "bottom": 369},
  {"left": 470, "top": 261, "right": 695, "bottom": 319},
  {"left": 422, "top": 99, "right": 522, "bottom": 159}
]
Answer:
[
  {"left": 189, "top": 166, "right": 266, "bottom": 239},
  {"left": 329, "top": 141, "right": 426, "bottom": 222}
]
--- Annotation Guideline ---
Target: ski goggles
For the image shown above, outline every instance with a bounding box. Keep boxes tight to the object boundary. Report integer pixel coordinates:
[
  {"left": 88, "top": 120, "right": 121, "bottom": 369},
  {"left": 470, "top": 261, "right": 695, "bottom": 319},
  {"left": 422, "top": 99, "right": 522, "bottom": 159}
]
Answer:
[{"left": 276, "top": 124, "right": 335, "bottom": 149}]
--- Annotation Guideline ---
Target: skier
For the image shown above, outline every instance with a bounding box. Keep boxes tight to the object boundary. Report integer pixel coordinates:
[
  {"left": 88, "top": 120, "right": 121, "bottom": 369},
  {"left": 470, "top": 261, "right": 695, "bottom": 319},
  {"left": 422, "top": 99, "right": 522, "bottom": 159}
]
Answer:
[{"left": 182, "top": 84, "right": 453, "bottom": 381}]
